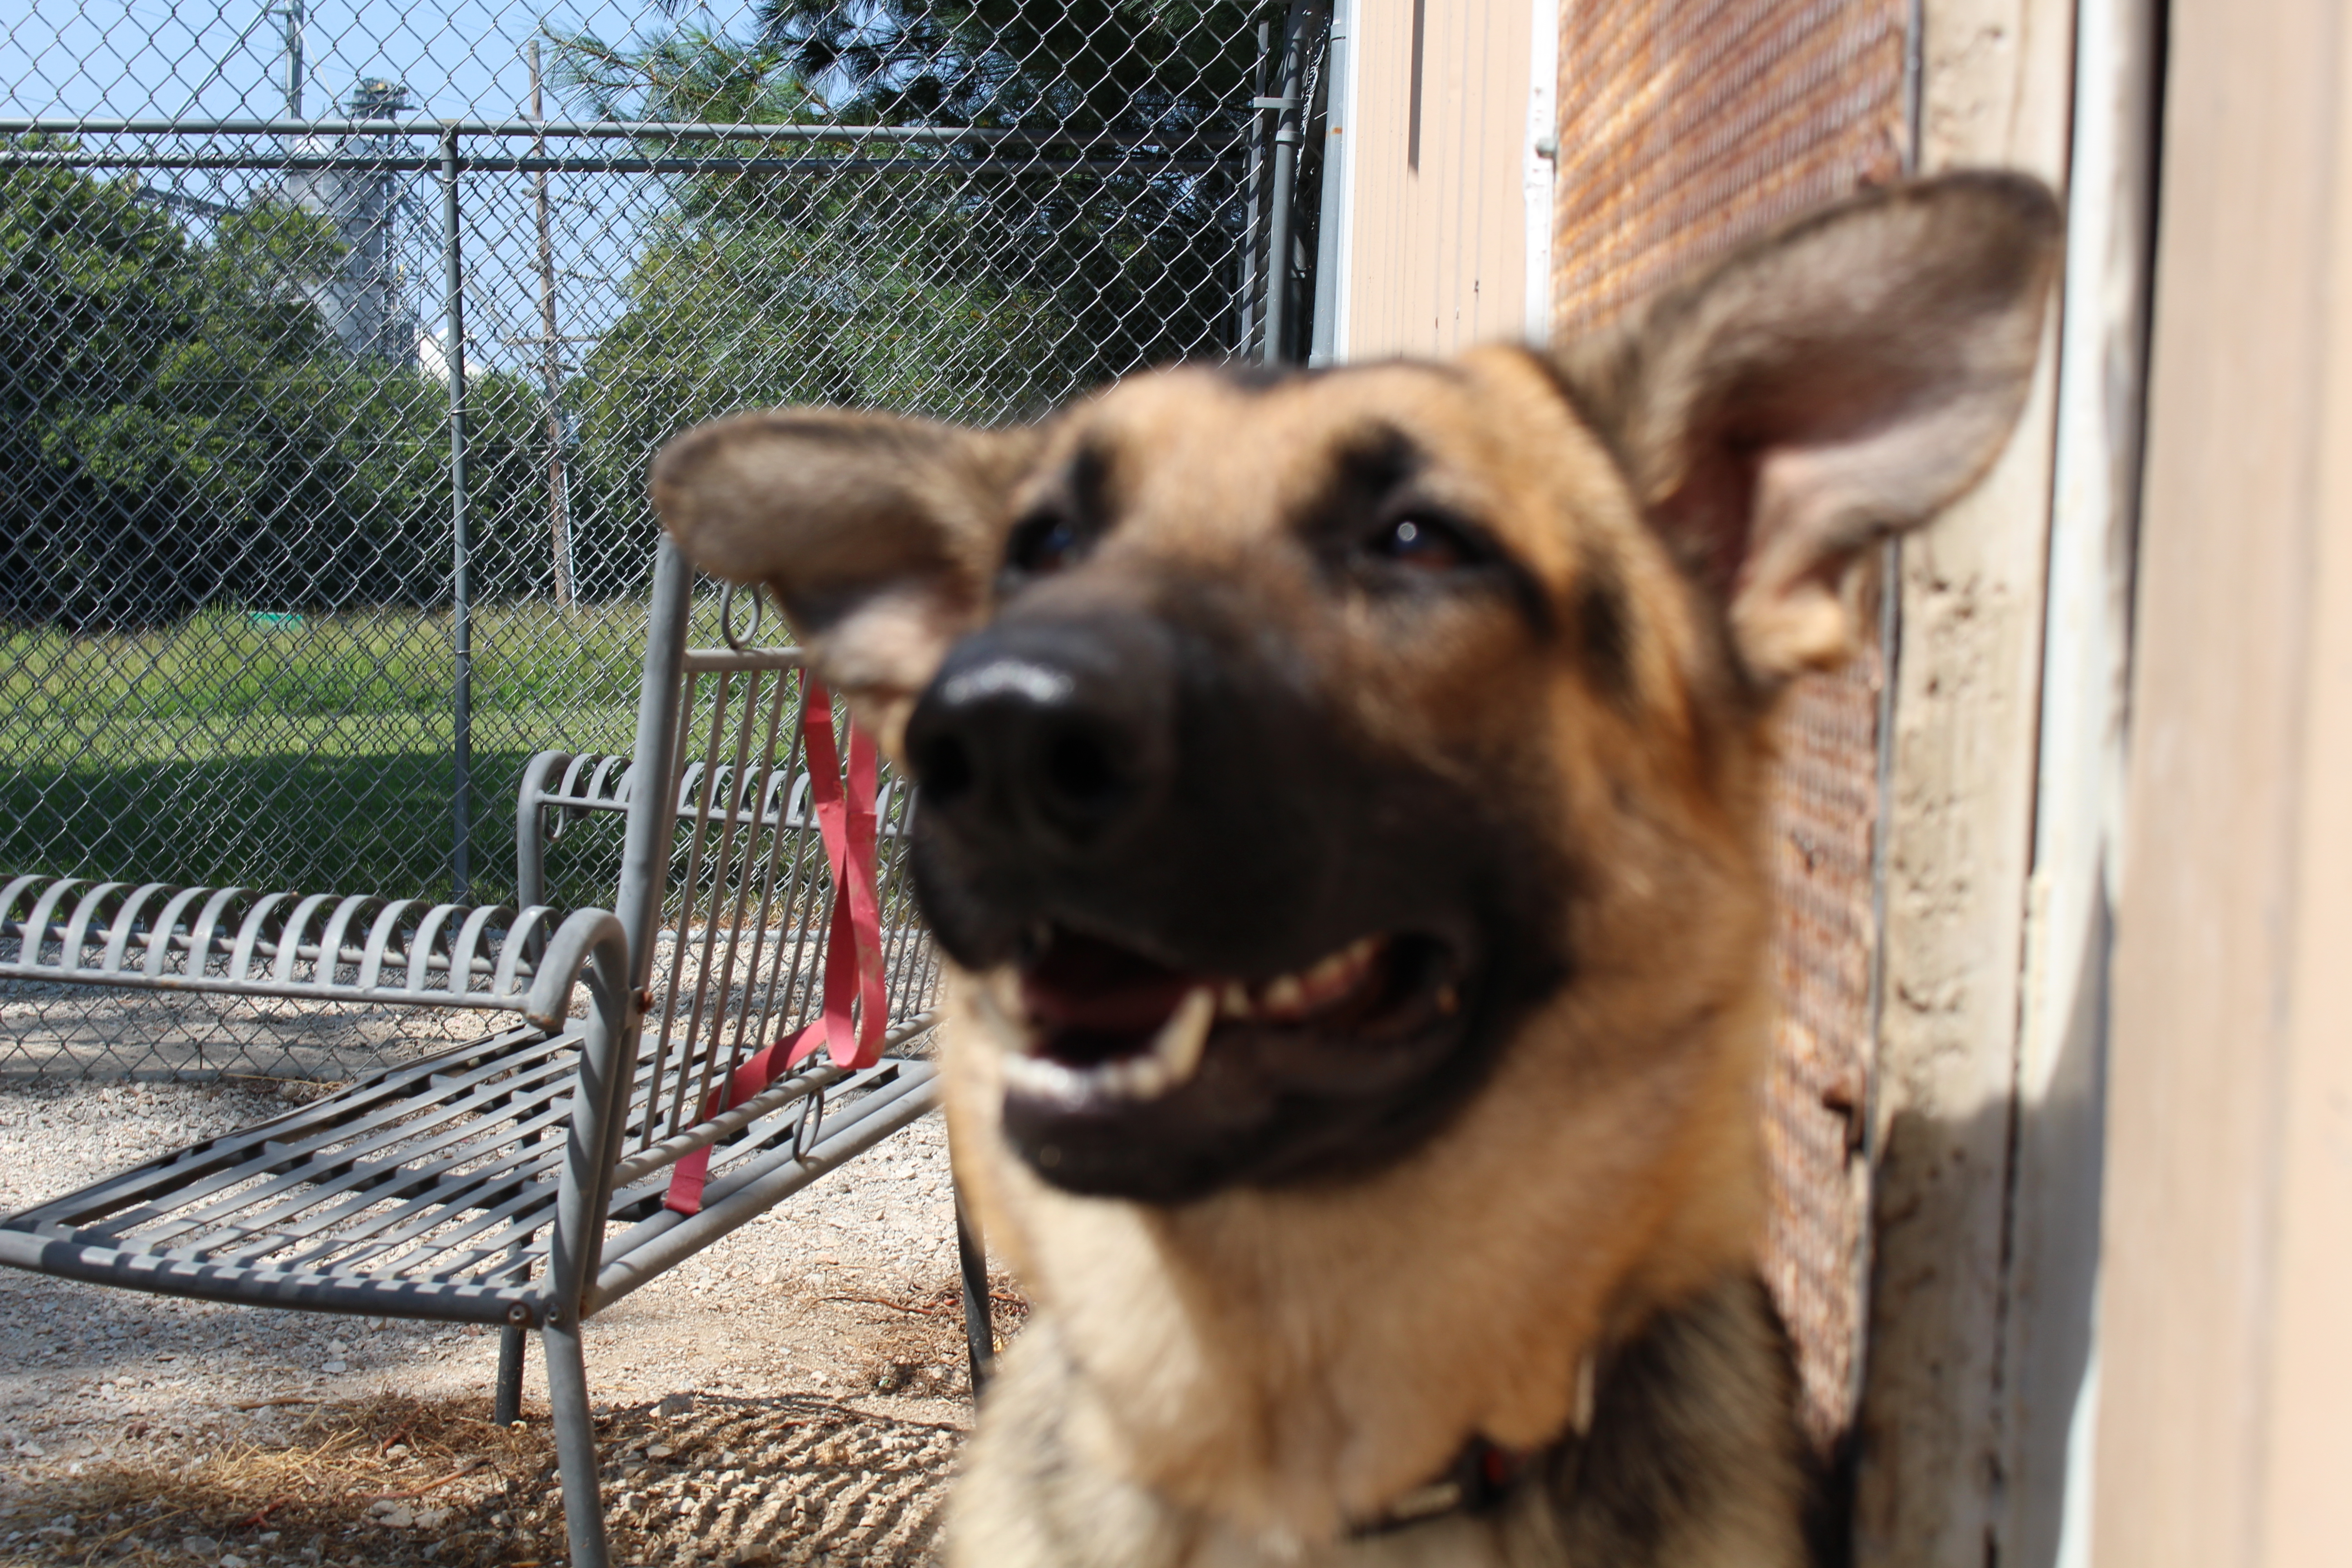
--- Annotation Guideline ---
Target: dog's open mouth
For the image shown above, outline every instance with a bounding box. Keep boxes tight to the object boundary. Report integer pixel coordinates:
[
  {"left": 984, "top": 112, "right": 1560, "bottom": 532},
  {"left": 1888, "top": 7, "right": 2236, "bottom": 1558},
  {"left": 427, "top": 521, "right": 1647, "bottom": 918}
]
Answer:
[
  {"left": 985, "top": 925, "right": 1462, "bottom": 1110},
  {"left": 1006, "top": 927, "right": 1404, "bottom": 1102}
]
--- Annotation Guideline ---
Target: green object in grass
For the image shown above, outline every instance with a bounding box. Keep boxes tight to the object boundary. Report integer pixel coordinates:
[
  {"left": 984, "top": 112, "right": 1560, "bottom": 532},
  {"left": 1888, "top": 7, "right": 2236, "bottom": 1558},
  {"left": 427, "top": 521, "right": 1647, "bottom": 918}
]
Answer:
[{"left": 248, "top": 612, "right": 305, "bottom": 630}]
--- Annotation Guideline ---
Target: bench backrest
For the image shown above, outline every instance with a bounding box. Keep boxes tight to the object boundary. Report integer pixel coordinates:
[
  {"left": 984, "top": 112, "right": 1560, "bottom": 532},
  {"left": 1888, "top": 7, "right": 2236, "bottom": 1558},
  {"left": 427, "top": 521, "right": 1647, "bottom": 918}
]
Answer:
[{"left": 521, "top": 540, "right": 941, "bottom": 1158}]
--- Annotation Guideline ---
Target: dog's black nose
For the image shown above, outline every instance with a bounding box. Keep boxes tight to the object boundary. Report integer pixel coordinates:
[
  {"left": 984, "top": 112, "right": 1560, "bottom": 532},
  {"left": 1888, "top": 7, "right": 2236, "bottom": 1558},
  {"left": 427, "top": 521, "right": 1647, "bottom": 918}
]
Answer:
[{"left": 905, "top": 617, "right": 1174, "bottom": 852}]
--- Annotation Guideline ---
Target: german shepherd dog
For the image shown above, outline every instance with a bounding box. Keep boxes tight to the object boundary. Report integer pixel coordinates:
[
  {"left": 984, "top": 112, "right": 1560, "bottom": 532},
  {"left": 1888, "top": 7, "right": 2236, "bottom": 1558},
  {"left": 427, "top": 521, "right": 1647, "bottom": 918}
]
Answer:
[{"left": 653, "top": 173, "right": 2061, "bottom": 1568}]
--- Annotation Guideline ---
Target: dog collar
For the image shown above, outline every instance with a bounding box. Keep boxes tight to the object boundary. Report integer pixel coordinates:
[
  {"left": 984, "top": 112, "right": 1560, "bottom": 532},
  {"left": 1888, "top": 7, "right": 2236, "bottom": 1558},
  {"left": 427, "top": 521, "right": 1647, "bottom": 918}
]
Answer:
[
  {"left": 1349, "top": 1350, "right": 1597, "bottom": 1537},
  {"left": 1350, "top": 1436, "right": 1531, "bottom": 1536}
]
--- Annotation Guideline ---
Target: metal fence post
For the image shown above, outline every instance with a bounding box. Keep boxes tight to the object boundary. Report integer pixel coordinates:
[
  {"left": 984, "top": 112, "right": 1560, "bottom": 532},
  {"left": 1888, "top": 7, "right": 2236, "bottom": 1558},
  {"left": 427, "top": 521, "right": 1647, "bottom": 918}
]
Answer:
[
  {"left": 441, "top": 125, "right": 475, "bottom": 904},
  {"left": 1260, "top": 0, "right": 1329, "bottom": 364},
  {"left": 529, "top": 39, "right": 578, "bottom": 611}
]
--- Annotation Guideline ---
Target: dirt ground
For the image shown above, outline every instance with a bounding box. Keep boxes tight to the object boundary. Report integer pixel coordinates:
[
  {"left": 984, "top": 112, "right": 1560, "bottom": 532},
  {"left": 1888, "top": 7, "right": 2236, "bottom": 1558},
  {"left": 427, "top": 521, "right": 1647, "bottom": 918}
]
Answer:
[{"left": 0, "top": 1078, "right": 1015, "bottom": 1568}]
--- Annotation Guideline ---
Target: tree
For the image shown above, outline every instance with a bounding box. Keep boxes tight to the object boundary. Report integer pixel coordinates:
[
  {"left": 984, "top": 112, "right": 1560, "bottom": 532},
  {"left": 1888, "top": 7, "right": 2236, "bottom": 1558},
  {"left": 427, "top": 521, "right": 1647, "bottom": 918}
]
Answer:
[
  {"left": 0, "top": 147, "right": 550, "bottom": 626},
  {"left": 752, "top": 1, "right": 1267, "bottom": 144},
  {"left": 548, "top": 7, "right": 1298, "bottom": 577},
  {"left": 747, "top": 0, "right": 1284, "bottom": 372}
]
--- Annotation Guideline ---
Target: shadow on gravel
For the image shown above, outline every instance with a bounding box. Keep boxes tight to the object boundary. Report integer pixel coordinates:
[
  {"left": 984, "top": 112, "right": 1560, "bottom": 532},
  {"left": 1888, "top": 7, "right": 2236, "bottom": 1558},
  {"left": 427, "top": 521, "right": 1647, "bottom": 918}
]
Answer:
[{"left": 0, "top": 1389, "right": 964, "bottom": 1567}]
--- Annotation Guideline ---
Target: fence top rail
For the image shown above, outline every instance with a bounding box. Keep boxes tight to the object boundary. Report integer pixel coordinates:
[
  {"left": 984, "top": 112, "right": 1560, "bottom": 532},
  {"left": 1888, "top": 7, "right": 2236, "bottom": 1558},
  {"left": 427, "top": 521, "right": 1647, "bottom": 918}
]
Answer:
[
  {"left": 0, "top": 115, "right": 1240, "bottom": 147},
  {"left": 0, "top": 149, "right": 1231, "bottom": 176}
]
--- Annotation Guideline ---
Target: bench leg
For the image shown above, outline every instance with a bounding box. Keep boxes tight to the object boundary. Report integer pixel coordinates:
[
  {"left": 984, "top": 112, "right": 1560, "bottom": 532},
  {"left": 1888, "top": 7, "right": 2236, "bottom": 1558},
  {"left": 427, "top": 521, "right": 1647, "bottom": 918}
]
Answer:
[
  {"left": 494, "top": 1324, "right": 528, "bottom": 1427},
  {"left": 954, "top": 1176, "right": 995, "bottom": 1396},
  {"left": 544, "top": 1313, "right": 612, "bottom": 1568}
]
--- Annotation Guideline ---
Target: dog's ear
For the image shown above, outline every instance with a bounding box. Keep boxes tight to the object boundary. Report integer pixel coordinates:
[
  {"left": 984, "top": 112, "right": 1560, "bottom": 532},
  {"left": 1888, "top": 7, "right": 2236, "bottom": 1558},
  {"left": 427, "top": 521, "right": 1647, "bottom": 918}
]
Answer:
[
  {"left": 1561, "top": 171, "right": 2063, "bottom": 686},
  {"left": 652, "top": 409, "right": 1044, "bottom": 754}
]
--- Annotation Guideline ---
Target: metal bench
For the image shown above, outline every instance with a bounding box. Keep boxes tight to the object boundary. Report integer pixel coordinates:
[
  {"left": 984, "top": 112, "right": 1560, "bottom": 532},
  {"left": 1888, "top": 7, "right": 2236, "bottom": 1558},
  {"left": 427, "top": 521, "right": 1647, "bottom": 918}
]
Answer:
[{"left": 0, "top": 540, "right": 973, "bottom": 1568}]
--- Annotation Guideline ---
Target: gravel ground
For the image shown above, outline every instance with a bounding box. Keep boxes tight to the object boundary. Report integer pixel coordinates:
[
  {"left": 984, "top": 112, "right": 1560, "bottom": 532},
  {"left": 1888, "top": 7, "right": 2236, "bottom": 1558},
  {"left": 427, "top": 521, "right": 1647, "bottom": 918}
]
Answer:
[
  {"left": 0, "top": 989, "right": 494, "bottom": 1084},
  {"left": 0, "top": 1078, "right": 996, "bottom": 1567}
]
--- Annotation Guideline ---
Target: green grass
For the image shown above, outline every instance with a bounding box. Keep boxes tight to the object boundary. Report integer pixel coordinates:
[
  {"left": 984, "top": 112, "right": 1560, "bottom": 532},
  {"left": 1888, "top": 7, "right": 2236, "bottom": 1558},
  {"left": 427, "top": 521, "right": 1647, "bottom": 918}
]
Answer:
[
  {"left": 0, "top": 600, "right": 652, "bottom": 725},
  {"left": 0, "top": 598, "right": 740, "bottom": 905}
]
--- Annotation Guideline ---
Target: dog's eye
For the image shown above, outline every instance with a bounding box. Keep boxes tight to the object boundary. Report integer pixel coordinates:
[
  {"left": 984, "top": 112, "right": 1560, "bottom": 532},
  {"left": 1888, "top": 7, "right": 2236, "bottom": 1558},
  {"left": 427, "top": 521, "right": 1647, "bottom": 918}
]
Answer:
[
  {"left": 1006, "top": 513, "right": 1082, "bottom": 578},
  {"left": 1368, "top": 516, "right": 1474, "bottom": 571}
]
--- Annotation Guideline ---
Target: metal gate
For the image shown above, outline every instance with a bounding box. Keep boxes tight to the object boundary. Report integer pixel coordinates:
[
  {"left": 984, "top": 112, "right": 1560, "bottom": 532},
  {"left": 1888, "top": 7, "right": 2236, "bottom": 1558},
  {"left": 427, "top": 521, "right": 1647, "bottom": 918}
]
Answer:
[
  {"left": 0, "top": 1, "right": 1329, "bottom": 1079},
  {"left": 1551, "top": 0, "right": 1910, "bottom": 1453}
]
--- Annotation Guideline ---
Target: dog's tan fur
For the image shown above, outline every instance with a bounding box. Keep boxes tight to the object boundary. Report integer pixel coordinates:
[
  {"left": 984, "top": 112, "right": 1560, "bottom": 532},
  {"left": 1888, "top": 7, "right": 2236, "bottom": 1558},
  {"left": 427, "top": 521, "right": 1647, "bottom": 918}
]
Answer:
[{"left": 654, "top": 174, "right": 2062, "bottom": 1567}]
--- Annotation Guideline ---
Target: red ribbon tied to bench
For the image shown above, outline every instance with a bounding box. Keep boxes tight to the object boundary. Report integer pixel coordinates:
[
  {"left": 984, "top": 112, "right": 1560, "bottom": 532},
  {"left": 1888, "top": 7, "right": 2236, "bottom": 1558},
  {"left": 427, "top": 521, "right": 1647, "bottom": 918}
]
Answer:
[{"left": 665, "top": 679, "right": 888, "bottom": 1216}]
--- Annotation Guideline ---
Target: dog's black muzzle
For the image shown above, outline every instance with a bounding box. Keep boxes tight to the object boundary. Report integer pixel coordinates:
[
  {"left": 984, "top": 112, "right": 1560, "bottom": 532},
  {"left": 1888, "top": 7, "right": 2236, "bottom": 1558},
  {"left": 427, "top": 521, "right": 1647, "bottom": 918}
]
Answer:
[
  {"left": 906, "top": 612, "right": 1178, "bottom": 866},
  {"left": 900, "top": 594, "right": 1564, "bottom": 1202}
]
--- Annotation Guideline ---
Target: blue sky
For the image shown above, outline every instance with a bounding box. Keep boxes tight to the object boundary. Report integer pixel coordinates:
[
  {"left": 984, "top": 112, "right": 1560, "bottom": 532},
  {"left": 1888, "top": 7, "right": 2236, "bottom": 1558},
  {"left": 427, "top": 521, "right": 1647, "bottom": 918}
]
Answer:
[
  {"left": 2, "top": 0, "right": 723, "bottom": 125},
  {"left": 2, "top": 0, "right": 769, "bottom": 365}
]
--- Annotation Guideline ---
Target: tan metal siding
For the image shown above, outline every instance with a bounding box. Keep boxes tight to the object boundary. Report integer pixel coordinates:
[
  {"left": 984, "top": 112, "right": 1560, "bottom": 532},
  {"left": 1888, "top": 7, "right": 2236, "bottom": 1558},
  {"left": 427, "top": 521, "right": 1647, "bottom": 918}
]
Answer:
[
  {"left": 1343, "top": 0, "right": 1534, "bottom": 356},
  {"left": 2097, "top": 0, "right": 2352, "bottom": 1556}
]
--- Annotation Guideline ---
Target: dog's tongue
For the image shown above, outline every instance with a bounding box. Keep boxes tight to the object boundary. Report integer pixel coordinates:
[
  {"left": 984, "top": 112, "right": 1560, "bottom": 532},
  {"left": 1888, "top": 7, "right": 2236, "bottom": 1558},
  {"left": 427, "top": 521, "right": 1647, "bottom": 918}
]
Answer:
[{"left": 1020, "top": 931, "right": 1198, "bottom": 1035}]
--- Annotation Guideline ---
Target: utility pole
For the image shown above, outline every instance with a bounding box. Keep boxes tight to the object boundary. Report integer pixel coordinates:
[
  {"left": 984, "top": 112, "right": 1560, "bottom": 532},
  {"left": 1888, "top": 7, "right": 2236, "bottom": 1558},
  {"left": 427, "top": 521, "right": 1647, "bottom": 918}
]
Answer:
[
  {"left": 1235, "top": 17, "right": 1269, "bottom": 357},
  {"left": 530, "top": 39, "right": 577, "bottom": 611},
  {"left": 275, "top": 0, "right": 305, "bottom": 118}
]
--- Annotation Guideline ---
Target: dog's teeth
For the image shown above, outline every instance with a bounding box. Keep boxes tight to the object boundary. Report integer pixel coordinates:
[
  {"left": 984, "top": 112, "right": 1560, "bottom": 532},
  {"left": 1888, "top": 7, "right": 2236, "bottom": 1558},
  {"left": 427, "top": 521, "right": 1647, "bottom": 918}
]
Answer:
[
  {"left": 1105, "top": 1053, "right": 1170, "bottom": 1100},
  {"left": 1219, "top": 981, "right": 1253, "bottom": 1019},
  {"left": 1000, "top": 1051, "right": 1089, "bottom": 1102},
  {"left": 1307, "top": 937, "right": 1377, "bottom": 999},
  {"left": 1243, "top": 938, "right": 1384, "bottom": 1022},
  {"left": 1152, "top": 988, "right": 1215, "bottom": 1085},
  {"left": 1302, "top": 951, "right": 1352, "bottom": 992},
  {"left": 1000, "top": 989, "right": 1216, "bottom": 1106},
  {"left": 1262, "top": 975, "right": 1308, "bottom": 1015}
]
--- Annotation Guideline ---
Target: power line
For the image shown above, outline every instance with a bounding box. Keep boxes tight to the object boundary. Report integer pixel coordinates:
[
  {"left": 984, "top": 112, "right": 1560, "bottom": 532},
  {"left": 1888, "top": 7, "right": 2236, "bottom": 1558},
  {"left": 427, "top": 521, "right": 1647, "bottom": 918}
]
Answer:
[{"left": 171, "top": 4, "right": 279, "bottom": 119}]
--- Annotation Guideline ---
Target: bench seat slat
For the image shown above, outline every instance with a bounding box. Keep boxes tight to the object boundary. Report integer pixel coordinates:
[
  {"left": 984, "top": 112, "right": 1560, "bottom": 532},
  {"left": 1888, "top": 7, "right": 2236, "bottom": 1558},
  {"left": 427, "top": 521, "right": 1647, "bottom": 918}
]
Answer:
[
  {"left": 19, "top": 1028, "right": 576, "bottom": 1228},
  {"left": 127, "top": 1043, "right": 584, "bottom": 1245},
  {"left": 1, "top": 1044, "right": 939, "bottom": 1315}
]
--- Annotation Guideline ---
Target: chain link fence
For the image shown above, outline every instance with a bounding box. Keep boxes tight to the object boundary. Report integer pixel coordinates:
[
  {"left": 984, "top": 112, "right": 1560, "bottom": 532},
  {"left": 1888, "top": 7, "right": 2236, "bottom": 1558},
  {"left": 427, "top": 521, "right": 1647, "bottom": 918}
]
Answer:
[{"left": 1, "top": 0, "right": 1331, "bottom": 1079}]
